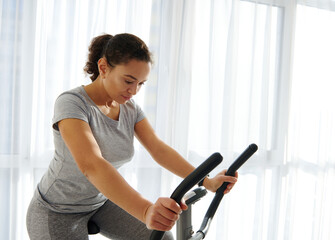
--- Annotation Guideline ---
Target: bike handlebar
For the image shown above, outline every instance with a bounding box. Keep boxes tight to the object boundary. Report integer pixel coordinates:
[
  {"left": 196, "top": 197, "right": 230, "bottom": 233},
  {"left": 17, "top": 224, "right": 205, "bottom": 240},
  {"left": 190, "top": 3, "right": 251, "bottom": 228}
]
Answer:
[
  {"left": 197, "top": 143, "right": 258, "bottom": 237},
  {"left": 150, "top": 144, "right": 258, "bottom": 240},
  {"left": 150, "top": 152, "right": 223, "bottom": 240}
]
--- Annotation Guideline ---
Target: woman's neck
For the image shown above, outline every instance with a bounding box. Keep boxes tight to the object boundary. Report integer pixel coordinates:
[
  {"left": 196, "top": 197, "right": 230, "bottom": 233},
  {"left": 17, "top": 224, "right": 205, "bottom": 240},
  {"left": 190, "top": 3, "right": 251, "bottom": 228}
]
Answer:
[{"left": 84, "top": 77, "right": 112, "bottom": 106}]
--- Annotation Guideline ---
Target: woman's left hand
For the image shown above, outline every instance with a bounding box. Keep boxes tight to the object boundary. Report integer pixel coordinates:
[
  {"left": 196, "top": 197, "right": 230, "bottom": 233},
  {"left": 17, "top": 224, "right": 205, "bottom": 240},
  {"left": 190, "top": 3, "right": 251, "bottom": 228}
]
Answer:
[{"left": 202, "top": 170, "right": 238, "bottom": 194}]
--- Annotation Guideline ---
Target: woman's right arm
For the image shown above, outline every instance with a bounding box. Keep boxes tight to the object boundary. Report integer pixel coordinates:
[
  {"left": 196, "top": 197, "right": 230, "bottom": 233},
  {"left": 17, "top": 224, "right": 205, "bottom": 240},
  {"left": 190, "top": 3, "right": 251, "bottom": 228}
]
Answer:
[{"left": 58, "top": 118, "right": 182, "bottom": 231}]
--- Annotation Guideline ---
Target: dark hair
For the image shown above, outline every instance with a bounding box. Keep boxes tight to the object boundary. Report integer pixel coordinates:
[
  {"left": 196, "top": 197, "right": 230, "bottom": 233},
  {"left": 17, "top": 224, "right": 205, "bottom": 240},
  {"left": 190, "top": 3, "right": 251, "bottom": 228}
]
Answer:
[{"left": 84, "top": 33, "right": 153, "bottom": 81}]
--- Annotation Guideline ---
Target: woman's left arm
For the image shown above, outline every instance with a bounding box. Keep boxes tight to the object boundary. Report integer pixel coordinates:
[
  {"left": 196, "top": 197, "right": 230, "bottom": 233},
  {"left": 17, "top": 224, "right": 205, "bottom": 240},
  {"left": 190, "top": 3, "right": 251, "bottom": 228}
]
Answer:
[
  {"left": 135, "top": 118, "right": 195, "bottom": 178},
  {"left": 134, "top": 118, "right": 237, "bottom": 193}
]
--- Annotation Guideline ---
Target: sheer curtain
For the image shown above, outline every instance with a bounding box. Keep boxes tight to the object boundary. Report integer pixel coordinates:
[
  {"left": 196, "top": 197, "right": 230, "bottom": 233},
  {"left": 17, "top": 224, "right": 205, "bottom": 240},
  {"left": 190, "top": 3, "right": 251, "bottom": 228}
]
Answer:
[
  {"left": 0, "top": 0, "right": 153, "bottom": 239},
  {"left": 145, "top": 0, "right": 335, "bottom": 239},
  {"left": 1, "top": 0, "right": 335, "bottom": 240},
  {"left": 285, "top": 1, "right": 335, "bottom": 239}
]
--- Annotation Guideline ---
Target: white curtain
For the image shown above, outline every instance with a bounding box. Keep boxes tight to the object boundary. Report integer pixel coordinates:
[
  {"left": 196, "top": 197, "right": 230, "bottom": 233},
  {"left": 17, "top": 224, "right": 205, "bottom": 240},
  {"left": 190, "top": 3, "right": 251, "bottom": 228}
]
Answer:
[
  {"left": 0, "top": 0, "right": 153, "bottom": 239},
  {"left": 1, "top": 0, "right": 335, "bottom": 239},
  {"left": 285, "top": 1, "right": 335, "bottom": 239}
]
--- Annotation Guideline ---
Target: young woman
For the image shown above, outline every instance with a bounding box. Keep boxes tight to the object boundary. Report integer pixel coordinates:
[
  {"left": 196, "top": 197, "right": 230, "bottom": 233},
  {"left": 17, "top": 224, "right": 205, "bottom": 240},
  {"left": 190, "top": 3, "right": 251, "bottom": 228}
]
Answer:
[{"left": 26, "top": 33, "right": 238, "bottom": 240}]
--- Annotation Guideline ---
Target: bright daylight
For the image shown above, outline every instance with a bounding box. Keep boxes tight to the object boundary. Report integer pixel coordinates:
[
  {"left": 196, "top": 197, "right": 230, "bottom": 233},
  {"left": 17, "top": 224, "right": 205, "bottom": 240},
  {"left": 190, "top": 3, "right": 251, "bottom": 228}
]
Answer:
[{"left": 1, "top": 0, "right": 334, "bottom": 240}]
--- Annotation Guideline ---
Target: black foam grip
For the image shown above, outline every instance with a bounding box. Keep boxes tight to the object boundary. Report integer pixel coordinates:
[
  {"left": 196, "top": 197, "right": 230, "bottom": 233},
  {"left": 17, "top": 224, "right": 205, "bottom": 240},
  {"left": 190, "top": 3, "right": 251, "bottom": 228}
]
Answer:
[
  {"left": 170, "top": 152, "right": 223, "bottom": 203},
  {"left": 225, "top": 143, "right": 258, "bottom": 176}
]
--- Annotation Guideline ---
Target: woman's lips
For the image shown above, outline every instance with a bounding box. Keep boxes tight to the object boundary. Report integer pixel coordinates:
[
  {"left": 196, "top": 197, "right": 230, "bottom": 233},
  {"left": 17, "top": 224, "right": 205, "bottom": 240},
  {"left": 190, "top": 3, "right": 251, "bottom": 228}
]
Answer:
[{"left": 122, "top": 95, "right": 131, "bottom": 101}]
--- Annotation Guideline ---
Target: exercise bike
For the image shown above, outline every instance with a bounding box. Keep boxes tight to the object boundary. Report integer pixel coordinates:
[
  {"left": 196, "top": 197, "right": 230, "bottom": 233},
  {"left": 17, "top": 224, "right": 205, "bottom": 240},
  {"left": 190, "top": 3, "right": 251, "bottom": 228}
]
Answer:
[{"left": 88, "top": 143, "right": 258, "bottom": 240}]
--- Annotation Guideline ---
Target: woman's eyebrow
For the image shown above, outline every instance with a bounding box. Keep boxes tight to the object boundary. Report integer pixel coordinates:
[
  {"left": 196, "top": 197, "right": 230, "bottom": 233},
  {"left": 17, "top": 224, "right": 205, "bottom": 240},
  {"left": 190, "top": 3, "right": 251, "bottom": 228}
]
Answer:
[
  {"left": 124, "top": 74, "right": 147, "bottom": 83},
  {"left": 124, "top": 74, "right": 137, "bottom": 81}
]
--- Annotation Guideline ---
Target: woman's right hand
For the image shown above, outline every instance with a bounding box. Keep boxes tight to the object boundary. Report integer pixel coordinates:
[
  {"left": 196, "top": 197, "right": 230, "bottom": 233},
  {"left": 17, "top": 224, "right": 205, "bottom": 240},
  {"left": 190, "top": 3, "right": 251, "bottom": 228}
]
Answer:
[{"left": 144, "top": 197, "right": 188, "bottom": 231}]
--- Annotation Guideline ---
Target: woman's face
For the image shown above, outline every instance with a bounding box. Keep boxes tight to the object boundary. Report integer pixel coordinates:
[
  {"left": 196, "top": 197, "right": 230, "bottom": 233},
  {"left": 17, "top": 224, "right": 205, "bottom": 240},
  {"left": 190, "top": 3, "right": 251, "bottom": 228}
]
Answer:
[{"left": 101, "top": 59, "right": 151, "bottom": 104}]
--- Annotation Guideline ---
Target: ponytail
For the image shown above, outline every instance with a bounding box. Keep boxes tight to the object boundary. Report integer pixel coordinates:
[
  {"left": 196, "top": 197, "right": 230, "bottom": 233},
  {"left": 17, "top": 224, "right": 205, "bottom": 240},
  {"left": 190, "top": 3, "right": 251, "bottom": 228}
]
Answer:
[{"left": 84, "top": 34, "right": 113, "bottom": 81}]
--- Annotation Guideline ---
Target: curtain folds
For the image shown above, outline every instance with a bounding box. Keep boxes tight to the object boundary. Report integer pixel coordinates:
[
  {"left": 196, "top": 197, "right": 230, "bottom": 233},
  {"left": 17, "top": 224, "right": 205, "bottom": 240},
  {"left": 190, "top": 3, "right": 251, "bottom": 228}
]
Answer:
[{"left": 1, "top": 0, "right": 334, "bottom": 239}]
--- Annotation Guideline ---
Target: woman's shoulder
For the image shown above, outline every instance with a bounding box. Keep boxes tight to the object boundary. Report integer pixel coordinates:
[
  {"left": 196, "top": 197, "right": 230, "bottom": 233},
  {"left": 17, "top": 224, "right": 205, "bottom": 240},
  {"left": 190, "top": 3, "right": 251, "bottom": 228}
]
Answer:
[
  {"left": 53, "top": 86, "right": 93, "bottom": 116},
  {"left": 52, "top": 86, "right": 92, "bottom": 130},
  {"left": 56, "top": 86, "right": 90, "bottom": 105},
  {"left": 57, "top": 86, "right": 84, "bottom": 98}
]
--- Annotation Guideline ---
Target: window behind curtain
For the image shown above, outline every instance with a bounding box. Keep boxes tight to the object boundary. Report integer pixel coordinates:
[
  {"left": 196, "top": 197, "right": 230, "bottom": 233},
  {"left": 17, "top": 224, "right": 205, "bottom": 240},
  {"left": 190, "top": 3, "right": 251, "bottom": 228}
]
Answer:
[
  {"left": 1, "top": 0, "right": 335, "bottom": 239},
  {"left": 284, "top": 4, "right": 335, "bottom": 239},
  {"left": 0, "top": 0, "right": 22, "bottom": 155},
  {"left": 187, "top": 1, "right": 284, "bottom": 239},
  {"left": 189, "top": 0, "right": 282, "bottom": 156},
  {"left": 0, "top": 0, "right": 23, "bottom": 238},
  {"left": 0, "top": 0, "right": 153, "bottom": 239}
]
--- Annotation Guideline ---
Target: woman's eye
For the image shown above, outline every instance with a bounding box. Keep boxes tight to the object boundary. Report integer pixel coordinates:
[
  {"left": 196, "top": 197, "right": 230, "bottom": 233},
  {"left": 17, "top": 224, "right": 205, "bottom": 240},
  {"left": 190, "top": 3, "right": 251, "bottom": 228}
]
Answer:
[{"left": 125, "top": 80, "right": 133, "bottom": 84}]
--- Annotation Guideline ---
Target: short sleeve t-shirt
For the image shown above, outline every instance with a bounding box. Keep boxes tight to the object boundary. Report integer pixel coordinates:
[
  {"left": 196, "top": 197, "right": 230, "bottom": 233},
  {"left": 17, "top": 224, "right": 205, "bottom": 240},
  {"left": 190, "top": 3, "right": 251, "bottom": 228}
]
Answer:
[{"left": 36, "top": 86, "right": 145, "bottom": 213}]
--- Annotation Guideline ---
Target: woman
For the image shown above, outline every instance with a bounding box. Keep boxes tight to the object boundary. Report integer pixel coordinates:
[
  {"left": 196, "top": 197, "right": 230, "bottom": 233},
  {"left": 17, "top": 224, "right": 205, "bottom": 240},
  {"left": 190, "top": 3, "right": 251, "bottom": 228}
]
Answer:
[{"left": 26, "top": 33, "right": 238, "bottom": 240}]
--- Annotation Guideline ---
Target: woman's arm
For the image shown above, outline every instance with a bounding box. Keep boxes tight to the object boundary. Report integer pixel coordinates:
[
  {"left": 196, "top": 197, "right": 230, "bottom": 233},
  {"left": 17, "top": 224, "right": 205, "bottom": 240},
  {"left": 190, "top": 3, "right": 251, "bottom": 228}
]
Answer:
[
  {"left": 135, "top": 118, "right": 195, "bottom": 178},
  {"left": 135, "top": 118, "right": 238, "bottom": 193},
  {"left": 58, "top": 118, "right": 182, "bottom": 231}
]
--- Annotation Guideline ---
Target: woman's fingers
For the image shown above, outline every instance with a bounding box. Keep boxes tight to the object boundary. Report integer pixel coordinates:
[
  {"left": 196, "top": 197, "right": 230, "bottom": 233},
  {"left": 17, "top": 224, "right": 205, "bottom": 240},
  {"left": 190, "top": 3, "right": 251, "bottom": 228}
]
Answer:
[
  {"left": 145, "top": 197, "right": 183, "bottom": 231},
  {"left": 180, "top": 198, "right": 188, "bottom": 211},
  {"left": 205, "top": 170, "right": 238, "bottom": 192}
]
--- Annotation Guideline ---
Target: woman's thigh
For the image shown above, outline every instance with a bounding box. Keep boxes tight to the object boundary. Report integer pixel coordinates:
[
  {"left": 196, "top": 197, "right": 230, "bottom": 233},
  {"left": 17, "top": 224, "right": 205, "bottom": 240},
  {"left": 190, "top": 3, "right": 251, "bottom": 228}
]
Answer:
[
  {"left": 90, "top": 200, "right": 174, "bottom": 240},
  {"left": 26, "top": 198, "right": 94, "bottom": 240}
]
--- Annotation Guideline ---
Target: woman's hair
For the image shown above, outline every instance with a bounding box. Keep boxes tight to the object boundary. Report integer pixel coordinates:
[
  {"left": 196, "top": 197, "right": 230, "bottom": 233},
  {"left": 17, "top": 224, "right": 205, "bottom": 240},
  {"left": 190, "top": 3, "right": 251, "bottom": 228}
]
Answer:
[{"left": 84, "top": 33, "right": 153, "bottom": 81}]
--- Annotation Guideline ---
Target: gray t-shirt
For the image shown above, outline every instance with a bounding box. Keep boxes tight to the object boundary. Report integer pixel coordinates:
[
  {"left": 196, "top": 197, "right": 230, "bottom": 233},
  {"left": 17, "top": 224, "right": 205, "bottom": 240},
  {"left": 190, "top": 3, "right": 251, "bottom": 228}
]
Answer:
[{"left": 36, "top": 86, "right": 145, "bottom": 213}]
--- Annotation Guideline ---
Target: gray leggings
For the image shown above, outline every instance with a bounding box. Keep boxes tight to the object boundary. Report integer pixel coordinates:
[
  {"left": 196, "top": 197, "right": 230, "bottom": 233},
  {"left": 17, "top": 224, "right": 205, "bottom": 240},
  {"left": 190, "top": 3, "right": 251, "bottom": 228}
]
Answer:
[{"left": 26, "top": 197, "right": 174, "bottom": 240}]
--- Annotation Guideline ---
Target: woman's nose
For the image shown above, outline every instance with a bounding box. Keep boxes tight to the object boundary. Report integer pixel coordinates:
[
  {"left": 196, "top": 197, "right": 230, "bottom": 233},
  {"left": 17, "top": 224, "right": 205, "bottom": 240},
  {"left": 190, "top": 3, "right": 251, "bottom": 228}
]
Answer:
[{"left": 128, "top": 84, "right": 139, "bottom": 95}]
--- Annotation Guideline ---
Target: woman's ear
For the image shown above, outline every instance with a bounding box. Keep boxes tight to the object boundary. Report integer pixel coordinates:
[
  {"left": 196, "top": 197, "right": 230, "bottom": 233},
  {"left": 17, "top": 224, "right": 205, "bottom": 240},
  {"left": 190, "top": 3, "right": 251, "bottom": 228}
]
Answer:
[{"left": 97, "top": 57, "right": 108, "bottom": 78}]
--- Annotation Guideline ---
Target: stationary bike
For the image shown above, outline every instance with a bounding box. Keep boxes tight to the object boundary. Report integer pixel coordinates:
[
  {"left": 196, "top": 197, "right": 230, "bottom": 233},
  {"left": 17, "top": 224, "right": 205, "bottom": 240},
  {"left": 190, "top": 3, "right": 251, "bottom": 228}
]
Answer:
[{"left": 88, "top": 144, "right": 258, "bottom": 240}]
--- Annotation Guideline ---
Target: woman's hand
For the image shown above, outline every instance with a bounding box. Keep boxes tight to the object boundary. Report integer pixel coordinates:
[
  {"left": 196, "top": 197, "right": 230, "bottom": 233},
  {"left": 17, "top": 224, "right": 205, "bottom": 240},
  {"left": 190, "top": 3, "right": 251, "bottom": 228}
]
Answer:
[
  {"left": 144, "top": 197, "right": 188, "bottom": 231},
  {"left": 203, "top": 170, "right": 238, "bottom": 194}
]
